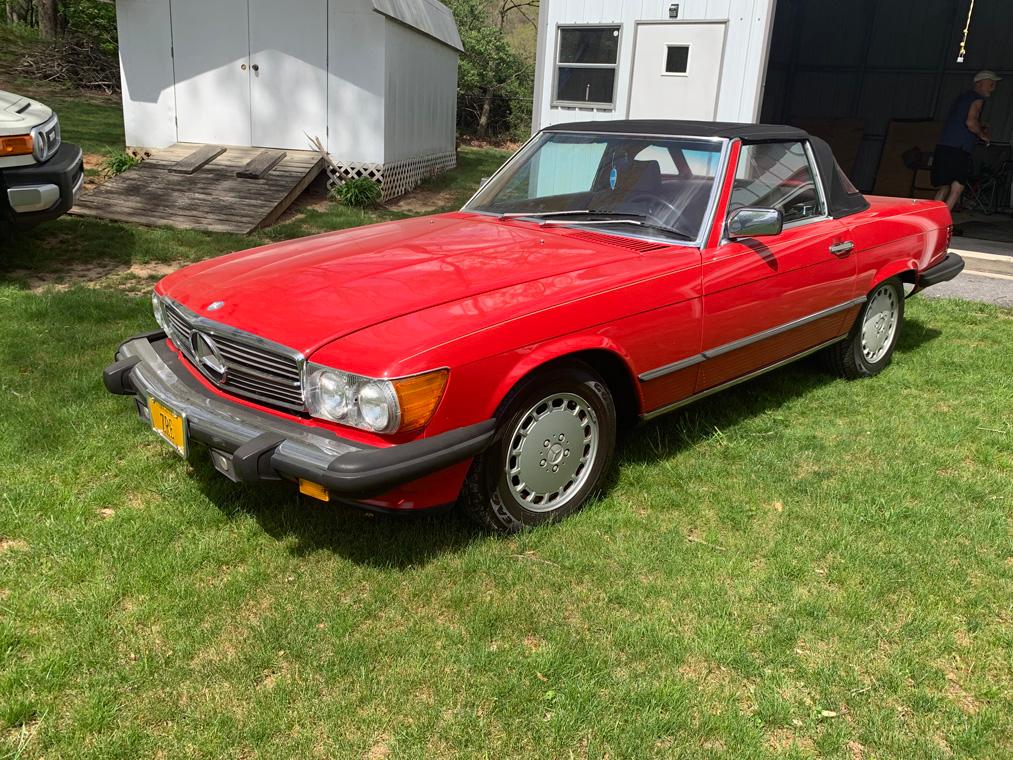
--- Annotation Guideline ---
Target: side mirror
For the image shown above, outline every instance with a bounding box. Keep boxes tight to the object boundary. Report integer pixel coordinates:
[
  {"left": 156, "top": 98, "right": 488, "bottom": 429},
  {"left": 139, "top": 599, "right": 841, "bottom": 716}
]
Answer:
[
  {"left": 479, "top": 177, "right": 490, "bottom": 189},
  {"left": 727, "top": 207, "right": 783, "bottom": 239}
]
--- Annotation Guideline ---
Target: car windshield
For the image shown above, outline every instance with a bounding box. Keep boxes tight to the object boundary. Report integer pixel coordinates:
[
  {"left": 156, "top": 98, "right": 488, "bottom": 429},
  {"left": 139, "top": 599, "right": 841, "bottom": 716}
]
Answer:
[{"left": 463, "top": 131, "right": 725, "bottom": 242}]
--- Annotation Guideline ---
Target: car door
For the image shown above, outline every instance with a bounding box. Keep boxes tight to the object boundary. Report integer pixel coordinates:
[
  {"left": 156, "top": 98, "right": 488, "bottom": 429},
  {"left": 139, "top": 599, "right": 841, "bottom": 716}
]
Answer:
[{"left": 697, "top": 140, "right": 859, "bottom": 392}]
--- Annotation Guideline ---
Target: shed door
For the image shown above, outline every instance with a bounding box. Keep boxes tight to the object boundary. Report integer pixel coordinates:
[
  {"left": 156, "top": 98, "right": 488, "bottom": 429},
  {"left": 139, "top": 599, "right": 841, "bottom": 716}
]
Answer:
[
  {"left": 628, "top": 22, "right": 726, "bottom": 121},
  {"left": 170, "top": 0, "right": 252, "bottom": 146},
  {"left": 170, "top": 0, "right": 327, "bottom": 149},
  {"left": 248, "top": 0, "right": 328, "bottom": 149}
]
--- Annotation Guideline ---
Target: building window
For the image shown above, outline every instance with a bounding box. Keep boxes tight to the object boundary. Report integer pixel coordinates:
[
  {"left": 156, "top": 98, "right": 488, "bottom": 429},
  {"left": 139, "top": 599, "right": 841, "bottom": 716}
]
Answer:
[
  {"left": 555, "top": 26, "right": 621, "bottom": 107},
  {"left": 665, "top": 45, "right": 690, "bottom": 74}
]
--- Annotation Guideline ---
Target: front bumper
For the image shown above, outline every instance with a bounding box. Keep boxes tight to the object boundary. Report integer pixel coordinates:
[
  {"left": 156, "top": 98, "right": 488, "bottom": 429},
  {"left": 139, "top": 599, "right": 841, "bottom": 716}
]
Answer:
[
  {"left": 914, "top": 252, "right": 965, "bottom": 293},
  {"left": 1, "top": 142, "right": 84, "bottom": 227},
  {"left": 104, "top": 333, "right": 496, "bottom": 501}
]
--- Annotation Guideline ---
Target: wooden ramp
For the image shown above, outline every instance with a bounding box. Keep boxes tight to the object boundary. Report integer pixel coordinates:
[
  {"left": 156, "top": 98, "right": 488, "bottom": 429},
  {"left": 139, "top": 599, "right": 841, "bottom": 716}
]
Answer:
[{"left": 70, "top": 143, "right": 323, "bottom": 234}]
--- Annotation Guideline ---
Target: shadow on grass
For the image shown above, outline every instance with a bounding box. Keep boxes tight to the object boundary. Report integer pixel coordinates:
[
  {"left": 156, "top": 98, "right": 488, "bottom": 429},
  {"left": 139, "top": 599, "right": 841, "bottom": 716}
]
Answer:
[
  {"left": 191, "top": 317, "right": 944, "bottom": 565},
  {"left": 618, "top": 315, "right": 941, "bottom": 468},
  {"left": 193, "top": 457, "right": 485, "bottom": 569},
  {"left": 895, "top": 315, "right": 942, "bottom": 354}
]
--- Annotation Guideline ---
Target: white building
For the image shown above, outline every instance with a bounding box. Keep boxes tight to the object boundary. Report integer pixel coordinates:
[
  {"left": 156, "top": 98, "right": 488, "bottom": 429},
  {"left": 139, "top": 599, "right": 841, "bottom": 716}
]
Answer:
[
  {"left": 532, "top": 1, "right": 775, "bottom": 130},
  {"left": 532, "top": 0, "right": 1013, "bottom": 196},
  {"left": 114, "top": 0, "right": 463, "bottom": 198}
]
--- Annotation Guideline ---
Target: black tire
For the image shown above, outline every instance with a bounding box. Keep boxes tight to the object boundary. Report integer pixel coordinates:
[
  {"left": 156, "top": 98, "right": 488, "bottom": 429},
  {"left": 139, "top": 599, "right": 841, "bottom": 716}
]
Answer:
[
  {"left": 824, "top": 278, "right": 905, "bottom": 379},
  {"left": 459, "top": 362, "right": 617, "bottom": 533}
]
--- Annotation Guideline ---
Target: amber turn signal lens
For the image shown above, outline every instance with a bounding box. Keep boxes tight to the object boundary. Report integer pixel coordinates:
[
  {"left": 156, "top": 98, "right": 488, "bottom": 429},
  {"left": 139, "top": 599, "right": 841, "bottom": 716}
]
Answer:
[
  {"left": 392, "top": 369, "right": 449, "bottom": 432},
  {"left": 299, "top": 479, "right": 330, "bottom": 502},
  {"left": 0, "top": 134, "right": 34, "bottom": 157}
]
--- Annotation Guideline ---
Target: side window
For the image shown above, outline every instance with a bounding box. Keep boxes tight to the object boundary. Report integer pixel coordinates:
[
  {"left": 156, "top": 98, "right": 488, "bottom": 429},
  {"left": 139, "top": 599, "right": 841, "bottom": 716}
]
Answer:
[{"left": 730, "top": 142, "right": 824, "bottom": 224}]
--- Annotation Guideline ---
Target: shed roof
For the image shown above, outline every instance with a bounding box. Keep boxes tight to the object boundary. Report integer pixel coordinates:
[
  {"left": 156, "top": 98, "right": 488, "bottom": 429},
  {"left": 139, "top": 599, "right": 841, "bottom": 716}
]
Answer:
[{"left": 372, "top": 0, "right": 464, "bottom": 52}]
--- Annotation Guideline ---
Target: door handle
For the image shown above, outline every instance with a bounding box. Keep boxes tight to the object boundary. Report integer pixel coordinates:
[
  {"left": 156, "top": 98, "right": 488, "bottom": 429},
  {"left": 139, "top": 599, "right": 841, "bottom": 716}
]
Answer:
[
  {"left": 241, "top": 63, "right": 247, "bottom": 70},
  {"left": 829, "top": 241, "right": 854, "bottom": 256},
  {"left": 251, "top": 64, "right": 260, "bottom": 72}
]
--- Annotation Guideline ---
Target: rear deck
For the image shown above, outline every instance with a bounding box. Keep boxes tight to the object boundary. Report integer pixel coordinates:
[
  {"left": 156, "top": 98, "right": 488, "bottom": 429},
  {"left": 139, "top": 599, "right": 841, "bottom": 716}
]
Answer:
[{"left": 70, "top": 144, "right": 324, "bottom": 234}]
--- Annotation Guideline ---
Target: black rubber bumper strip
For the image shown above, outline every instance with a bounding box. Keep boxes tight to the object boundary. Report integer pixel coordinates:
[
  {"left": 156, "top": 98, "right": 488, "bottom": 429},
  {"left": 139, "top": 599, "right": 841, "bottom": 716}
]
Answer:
[
  {"left": 103, "top": 356, "right": 141, "bottom": 395},
  {"left": 918, "top": 252, "right": 965, "bottom": 289},
  {"left": 273, "top": 419, "right": 497, "bottom": 497}
]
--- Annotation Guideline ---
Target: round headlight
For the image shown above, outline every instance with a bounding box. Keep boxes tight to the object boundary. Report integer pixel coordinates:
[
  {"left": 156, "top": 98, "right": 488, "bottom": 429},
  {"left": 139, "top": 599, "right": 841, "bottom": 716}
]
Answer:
[
  {"left": 317, "top": 371, "right": 353, "bottom": 420},
  {"left": 357, "top": 381, "right": 396, "bottom": 432},
  {"left": 33, "top": 130, "right": 47, "bottom": 161}
]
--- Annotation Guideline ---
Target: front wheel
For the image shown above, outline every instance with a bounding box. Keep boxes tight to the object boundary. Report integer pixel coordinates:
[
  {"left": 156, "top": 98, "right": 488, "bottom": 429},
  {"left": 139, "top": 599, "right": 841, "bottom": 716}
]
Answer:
[
  {"left": 459, "top": 363, "right": 617, "bottom": 533},
  {"left": 824, "top": 278, "right": 905, "bottom": 379}
]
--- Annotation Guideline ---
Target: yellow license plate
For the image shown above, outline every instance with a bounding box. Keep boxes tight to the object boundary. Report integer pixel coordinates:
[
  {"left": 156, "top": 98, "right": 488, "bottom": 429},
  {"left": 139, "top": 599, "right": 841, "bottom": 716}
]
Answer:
[{"left": 148, "top": 397, "right": 188, "bottom": 457}]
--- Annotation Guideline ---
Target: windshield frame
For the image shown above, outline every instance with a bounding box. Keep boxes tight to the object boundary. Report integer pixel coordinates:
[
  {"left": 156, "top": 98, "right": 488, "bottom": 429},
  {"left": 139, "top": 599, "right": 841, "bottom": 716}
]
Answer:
[{"left": 461, "top": 129, "right": 731, "bottom": 248}]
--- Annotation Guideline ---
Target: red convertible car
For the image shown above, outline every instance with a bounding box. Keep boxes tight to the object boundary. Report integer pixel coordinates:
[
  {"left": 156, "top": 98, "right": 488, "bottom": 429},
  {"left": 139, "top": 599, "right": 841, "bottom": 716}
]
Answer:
[{"left": 104, "top": 121, "right": 963, "bottom": 531}]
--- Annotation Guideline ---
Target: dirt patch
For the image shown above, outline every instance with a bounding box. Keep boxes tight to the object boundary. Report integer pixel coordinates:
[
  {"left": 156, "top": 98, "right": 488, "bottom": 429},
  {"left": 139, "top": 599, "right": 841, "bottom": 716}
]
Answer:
[
  {"left": 8, "top": 260, "right": 184, "bottom": 295},
  {"left": 274, "top": 175, "right": 332, "bottom": 224},
  {"left": 766, "top": 728, "right": 816, "bottom": 753},
  {"left": 97, "top": 508, "right": 115, "bottom": 519},
  {"left": 386, "top": 187, "right": 461, "bottom": 215},
  {"left": 945, "top": 672, "right": 979, "bottom": 714},
  {"left": 0, "top": 538, "right": 28, "bottom": 553},
  {"left": 367, "top": 735, "right": 391, "bottom": 760}
]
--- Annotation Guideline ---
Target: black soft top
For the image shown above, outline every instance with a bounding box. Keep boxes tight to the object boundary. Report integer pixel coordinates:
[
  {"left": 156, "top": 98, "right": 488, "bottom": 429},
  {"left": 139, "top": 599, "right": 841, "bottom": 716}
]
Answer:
[{"left": 542, "top": 119, "right": 869, "bottom": 219}]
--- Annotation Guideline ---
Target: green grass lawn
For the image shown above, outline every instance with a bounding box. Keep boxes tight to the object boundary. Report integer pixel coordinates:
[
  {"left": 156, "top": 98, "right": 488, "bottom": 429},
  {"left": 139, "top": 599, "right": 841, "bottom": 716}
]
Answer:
[
  {"left": 0, "top": 290, "right": 1009, "bottom": 759},
  {"left": 1, "top": 48, "right": 1011, "bottom": 758}
]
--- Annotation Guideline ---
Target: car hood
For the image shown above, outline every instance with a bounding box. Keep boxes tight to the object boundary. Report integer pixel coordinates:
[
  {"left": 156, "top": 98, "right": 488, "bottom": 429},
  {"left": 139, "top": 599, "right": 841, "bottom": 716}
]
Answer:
[{"left": 158, "top": 213, "right": 645, "bottom": 356}]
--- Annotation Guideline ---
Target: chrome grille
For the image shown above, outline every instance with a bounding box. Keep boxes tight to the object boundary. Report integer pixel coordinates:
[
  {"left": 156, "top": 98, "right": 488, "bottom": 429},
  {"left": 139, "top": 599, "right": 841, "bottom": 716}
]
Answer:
[{"left": 163, "top": 299, "right": 305, "bottom": 412}]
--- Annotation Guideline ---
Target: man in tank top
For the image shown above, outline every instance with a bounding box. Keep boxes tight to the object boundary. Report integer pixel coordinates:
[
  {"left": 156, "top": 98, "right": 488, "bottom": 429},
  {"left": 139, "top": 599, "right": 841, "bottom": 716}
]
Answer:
[{"left": 931, "top": 70, "right": 1001, "bottom": 210}]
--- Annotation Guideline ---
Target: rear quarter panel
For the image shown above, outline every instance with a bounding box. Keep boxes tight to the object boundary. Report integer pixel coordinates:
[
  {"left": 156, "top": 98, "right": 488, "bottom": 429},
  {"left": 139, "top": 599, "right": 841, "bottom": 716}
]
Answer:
[{"left": 845, "top": 197, "right": 952, "bottom": 293}]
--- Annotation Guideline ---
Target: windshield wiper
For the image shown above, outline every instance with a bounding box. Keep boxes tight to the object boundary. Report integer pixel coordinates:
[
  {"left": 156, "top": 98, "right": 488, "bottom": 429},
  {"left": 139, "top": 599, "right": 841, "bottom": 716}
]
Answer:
[
  {"left": 496, "top": 210, "right": 596, "bottom": 219},
  {"left": 538, "top": 211, "right": 695, "bottom": 241}
]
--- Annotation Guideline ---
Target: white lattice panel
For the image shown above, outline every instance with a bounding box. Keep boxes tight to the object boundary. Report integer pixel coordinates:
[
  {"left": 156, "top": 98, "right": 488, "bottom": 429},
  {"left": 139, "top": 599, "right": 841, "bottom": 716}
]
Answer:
[{"left": 325, "top": 151, "right": 457, "bottom": 201}]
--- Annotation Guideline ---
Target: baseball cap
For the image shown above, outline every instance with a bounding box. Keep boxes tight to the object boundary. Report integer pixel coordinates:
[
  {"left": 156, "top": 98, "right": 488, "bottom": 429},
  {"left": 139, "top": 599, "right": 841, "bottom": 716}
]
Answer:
[{"left": 974, "top": 70, "right": 1002, "bottom": 83}]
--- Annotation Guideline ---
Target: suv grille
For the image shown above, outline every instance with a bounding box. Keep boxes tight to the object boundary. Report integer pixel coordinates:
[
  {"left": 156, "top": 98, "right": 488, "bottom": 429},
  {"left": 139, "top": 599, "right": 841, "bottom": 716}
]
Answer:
[{"left": 163, "top": 300, "right": 305, "bottom": 412}]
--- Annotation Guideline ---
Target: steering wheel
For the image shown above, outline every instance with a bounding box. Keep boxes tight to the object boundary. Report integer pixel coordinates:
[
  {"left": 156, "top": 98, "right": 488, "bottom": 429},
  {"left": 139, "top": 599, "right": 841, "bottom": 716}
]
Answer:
[{"left": 626, "top": 193, "right": 696, "bottom": 240}]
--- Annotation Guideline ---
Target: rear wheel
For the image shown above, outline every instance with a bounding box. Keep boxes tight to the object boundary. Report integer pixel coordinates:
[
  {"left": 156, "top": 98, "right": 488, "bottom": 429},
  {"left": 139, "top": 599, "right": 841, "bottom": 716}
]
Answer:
[
  {"left": 824, "top": 278, "right": 904, "bottom": 379},
  {"left": 460, "top": 363, "right": 617, "bottom": 533}
]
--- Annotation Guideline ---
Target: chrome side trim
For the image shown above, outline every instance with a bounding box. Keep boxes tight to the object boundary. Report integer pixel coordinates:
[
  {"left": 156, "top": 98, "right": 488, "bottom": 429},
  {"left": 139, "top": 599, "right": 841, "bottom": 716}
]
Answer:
[
  {"left": 638, "top": 296, "right": 866, "bottom": 382},
  {"left": 640, "top": 335, "right": 847, "bottom": 422}
]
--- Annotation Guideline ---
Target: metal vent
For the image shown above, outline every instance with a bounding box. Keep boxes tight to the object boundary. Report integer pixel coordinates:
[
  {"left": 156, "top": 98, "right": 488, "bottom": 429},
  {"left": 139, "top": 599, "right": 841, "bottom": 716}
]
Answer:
[
  {"left": 564, "top": 230, "right": 670, "bottom": 252},
  {"left": 163, "top": 300, "right": 305, "bottom": 412}
]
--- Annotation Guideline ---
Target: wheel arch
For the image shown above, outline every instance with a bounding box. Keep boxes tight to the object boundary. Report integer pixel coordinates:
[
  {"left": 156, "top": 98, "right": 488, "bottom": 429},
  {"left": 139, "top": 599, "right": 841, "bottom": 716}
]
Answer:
[
  {"left": 488, "top": 341, "right": 642, "bottom": 430},
  {"left": 870, "top": 260, "right": 919, "bottom": 289}
]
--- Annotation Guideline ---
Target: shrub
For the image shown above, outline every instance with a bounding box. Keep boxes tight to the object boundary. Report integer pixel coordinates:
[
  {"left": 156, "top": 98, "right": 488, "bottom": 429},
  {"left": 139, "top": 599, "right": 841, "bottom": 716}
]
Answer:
[
  {"left": 100, "top": 149, "right": 140, "bottom": 177},
  {"left": 331, "top": 178, "right": 382, "bottom": 208}
]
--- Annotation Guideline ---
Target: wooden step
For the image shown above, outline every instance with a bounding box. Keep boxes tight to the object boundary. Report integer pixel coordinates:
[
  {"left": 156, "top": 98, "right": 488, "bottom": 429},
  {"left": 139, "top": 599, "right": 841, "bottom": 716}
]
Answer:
[
  {"left": 69, "top": 143, "right": 323, "bottom": 234},
  {"left": 237, "top": 150, "right": 287, "bottom": 179},
  {"left": 168, "top": 144, "right": 226, "bottom": 175}
]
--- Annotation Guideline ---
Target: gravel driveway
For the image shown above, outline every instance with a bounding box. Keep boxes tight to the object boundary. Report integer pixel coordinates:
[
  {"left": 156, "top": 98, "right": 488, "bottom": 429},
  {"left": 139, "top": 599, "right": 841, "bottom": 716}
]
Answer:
[{"left": 920, "top": 271, "right": 1013, "bottom": 309}]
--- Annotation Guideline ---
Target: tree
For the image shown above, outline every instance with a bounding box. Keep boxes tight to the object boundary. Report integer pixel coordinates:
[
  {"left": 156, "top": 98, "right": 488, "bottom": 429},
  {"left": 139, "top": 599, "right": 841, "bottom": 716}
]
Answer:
[
  {"left": 35, "top": 0, "right": 61, "bottom": 39},
  {"left": 447, "top": 0, "right": 538, "bottom": 139}
]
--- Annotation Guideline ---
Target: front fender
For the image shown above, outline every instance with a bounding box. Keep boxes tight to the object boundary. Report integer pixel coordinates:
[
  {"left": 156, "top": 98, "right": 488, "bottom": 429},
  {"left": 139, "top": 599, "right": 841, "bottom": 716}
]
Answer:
[{"left": 483, "top": 336, "right": 642, "bottom": 419}]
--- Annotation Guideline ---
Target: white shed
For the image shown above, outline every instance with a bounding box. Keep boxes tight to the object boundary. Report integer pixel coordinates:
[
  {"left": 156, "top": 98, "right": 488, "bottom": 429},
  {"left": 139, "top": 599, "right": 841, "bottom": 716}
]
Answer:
[
  {"left": 532, "top": 1, "right": 776, "bottom": 131},
  {"left": 115, "top": 0, "right": 463, "bottom": 198}
]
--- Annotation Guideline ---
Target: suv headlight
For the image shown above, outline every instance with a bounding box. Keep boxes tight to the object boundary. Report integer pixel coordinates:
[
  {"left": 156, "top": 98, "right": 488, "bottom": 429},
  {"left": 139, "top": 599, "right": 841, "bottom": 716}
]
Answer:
[{"left": 304, "top": 363, "right": 448, "bottom": 434}]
